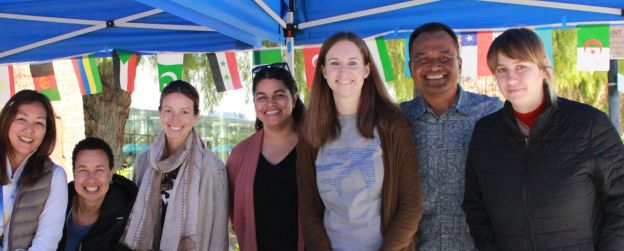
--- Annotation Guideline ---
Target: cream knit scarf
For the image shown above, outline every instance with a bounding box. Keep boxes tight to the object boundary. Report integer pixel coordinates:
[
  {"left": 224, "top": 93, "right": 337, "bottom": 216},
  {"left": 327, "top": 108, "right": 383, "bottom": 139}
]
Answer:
[{"left": 122, "top": 129, "right": 201, "bottom": 251}]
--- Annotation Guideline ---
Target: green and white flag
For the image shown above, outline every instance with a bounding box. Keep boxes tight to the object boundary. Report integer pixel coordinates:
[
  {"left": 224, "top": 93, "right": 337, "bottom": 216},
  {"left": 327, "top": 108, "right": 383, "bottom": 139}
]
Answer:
[
  {"left": 366, "top": 36, "right": 394, "bottom": 82},
  {"left": 577, "top": 24, "right": 610, "bottom": 71},
  {"left": 157, "top": 53, "right": 184, "bottom": 91}
]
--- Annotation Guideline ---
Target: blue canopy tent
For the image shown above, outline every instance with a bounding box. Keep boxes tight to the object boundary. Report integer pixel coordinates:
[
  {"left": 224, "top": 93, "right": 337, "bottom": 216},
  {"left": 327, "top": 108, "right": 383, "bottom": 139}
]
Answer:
[{"left": 0, "top": 0, "right": 278, "bottom": 63}]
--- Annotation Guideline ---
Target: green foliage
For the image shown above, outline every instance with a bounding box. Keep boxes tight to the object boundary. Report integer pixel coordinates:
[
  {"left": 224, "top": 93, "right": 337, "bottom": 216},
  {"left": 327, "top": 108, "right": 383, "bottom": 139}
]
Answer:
[
  {"left": 553, "top": 29, "right": 607, "bottom": 111},
  {"left": 184, "top": 54, "right": 224, "bottom": 113},
  {"left": 293, "top": 49, "right": 309, "bottom": 102},
  {"left": 384, "top": 38, "right": 414, "bottom": 102}
]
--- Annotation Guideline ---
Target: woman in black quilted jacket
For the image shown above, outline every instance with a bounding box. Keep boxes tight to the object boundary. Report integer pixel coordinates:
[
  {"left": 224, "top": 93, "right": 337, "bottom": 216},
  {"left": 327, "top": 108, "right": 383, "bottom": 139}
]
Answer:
[{"left": 463, "top": 28, "right": 624, "bottom": 251}]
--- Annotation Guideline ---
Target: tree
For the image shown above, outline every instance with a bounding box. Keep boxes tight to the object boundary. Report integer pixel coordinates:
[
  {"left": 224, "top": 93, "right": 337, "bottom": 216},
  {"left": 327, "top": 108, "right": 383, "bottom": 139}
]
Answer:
[
  {"left": 82, "top": 57, "right": 133, "bottom": 169},
  {"left": 553, "top": 28, "right": 608, "bottom": 111}
]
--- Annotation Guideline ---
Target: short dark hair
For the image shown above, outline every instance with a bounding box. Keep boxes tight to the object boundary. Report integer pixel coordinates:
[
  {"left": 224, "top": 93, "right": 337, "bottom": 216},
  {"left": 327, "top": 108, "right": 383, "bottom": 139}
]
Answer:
[
  {"left": 159, "top": 80, "right": 200, "bottom": 115},
  {"left": 72, "top": 137, "right": 114, "bottom": 169},
  {"left": 408, "top": 22, "right": 459, "bottom": 59},
  {"left": 252, "top": 66, "right": 305, "bottom": 130}
]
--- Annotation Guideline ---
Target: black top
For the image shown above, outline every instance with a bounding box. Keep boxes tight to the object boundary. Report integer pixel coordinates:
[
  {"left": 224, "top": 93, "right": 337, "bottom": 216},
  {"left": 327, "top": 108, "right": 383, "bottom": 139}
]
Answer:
[
  {"left": 463, "top": 98, "right": 624, "bottom": 250},
  {"left": 58, "top": 174, "right": 138, "bottom": 251},
  {"left": 253, "top": 148, "right": 298, "bottom": 251}
]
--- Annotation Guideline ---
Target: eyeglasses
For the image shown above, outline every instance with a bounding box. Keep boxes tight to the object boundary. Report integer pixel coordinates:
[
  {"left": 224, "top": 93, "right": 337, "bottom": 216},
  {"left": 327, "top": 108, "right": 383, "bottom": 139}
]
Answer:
[{"left": 252, "top": 62, "right": 290, "bottom": 78}]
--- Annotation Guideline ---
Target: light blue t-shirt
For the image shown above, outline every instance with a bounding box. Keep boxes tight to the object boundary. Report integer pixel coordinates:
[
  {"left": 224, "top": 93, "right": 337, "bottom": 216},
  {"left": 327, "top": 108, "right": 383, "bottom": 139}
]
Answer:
[{"left": 315, "top": 114, "right": 384, "bottom": 251}]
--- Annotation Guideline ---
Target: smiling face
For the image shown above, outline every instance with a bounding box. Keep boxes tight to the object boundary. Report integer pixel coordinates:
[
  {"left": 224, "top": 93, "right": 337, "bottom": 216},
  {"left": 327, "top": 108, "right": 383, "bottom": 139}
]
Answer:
[
  {"left": 73, "top": 149, "right": 113, "bottom": 205},
  {"left": 410, "top": 30, "right": 461, "bottom": 101},
  {"left": 322, "top": 40, "right": 370, "bottom": 105},
  {"left": 159, "top": 92, "right": 199, "bottom": 145},
  {"left": 494, "top": 53, "right": 546, "bottom": 113},
  {"left": 254, "top": 78, "right": 295, "bottom": 130},
  {"left": 8, "top": 102, "right": 47, "bottom": 166}
]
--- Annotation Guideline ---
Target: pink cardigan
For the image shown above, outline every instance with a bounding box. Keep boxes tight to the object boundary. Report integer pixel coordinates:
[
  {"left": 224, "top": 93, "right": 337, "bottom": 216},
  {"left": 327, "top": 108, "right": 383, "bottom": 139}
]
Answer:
[{"left": 226, "top": 129, "right": 304, "bottom": 251}]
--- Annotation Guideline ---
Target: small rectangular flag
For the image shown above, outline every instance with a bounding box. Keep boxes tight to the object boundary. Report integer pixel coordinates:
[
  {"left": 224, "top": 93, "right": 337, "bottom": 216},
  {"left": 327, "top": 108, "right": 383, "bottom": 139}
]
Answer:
[
  {"left": 71, "top": 55, "right": 103, "bottom": 96},
  {"left": 460, "top": 32, "right": 478, "bottom": 79},
  {"left": 0, "top": 65, "right": 15, "bottom": 105},
  {"left": 303, "top": 46, "right": 321, "bottom": 89},
  {"left": 30, "top": 62, "right": 60, "bottom": 101},
  {"left": 536, "top": 28, "right": 554, "bottom": 66},
  {"left": 207, "top": 51, "right": 242, "bottom": 92},
  {"left": 577, "top": 24, "right": 610, "bottom": 71},
  {"left": 366, "top": 36, "right": 395, "bottom": 82},
  {"left": 477, "top": 31, "right": 493, "bottom": 76},
  {"left": 609, "top": 26, "right": 624, "bottom": 59},
  {"left": 157, "top": 53, "right": 184, "bottom": 91},
  {"left": 253, "top": 49, "right": 283, "bottom": 65},
  {"left": 113, "top": 50, "right": 138, "bottom": 93}
]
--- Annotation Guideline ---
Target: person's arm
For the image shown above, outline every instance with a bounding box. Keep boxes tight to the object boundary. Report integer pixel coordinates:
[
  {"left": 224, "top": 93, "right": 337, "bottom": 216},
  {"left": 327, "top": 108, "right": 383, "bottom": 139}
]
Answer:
[
  {"left": 29, "top": 166, "right": 68, "bottom": 251},
  {"left": 296, "top": 139, "right": 332, "bottom": 251},
  {"left": 590, "top": 114, "right": 624, "bottom": 250},
  {"left": 225, "top": 145, "right": 241, "bottom": 221},
  {"left": 379, "top": 119, "right": 423, "bottom": 251},
  {"left": 207, "top": 154, "right": 229, "bottom": 251},
  {"left": 462, "top": 128, "right": 497, "bottom": 251}
]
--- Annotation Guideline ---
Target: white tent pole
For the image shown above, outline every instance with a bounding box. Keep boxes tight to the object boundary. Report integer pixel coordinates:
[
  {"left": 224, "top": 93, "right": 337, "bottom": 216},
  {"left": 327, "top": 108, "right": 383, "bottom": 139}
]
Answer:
[
  {"left": 117, "top": 23, "right": 213, "bottom": 31},
  {"left": 478, "top": 0, "right": 622, "bottom": 15},
  {"left": 0, "top": 13, "right": 100, "bottom": 25},
  {"left": 253, "top": 0, "right": 287, "bottom": 28},
  {"left": 0, "top": 24, "right": 107, "bottom": 58},
  {"left": 0, "top": 9, "right": 168, "bottom": 59},
  {"left": 298, "top": 0, "right": 438, "bottom": 29},
  {"left": 286, "top": 10, "right": 295, "bottom": 77}
]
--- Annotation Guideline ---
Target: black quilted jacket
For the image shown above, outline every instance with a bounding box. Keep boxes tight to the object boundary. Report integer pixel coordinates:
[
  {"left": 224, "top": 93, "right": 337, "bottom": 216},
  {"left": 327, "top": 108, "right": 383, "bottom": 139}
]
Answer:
[{"left": 463, "top": 97, "right": 624, "bottom": 251}]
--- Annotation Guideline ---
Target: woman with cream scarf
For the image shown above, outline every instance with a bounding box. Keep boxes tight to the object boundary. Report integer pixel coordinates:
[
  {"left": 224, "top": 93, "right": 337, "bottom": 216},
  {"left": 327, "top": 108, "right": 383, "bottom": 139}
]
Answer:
[{"left": 121, "top": 80, "right": 228, "bottom": 251}]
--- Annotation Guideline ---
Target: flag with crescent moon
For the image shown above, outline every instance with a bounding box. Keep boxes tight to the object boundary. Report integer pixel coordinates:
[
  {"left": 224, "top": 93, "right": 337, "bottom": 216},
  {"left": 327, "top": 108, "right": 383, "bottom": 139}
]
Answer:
[
  {"left": 303, "top": 46, "right": 321, "bottom": 89},
  {"left": 577, "top": 24, "right": 610, "bottom": 71},
  {"left": 157, "top": 53, "right": 184, "bottom": 91}
]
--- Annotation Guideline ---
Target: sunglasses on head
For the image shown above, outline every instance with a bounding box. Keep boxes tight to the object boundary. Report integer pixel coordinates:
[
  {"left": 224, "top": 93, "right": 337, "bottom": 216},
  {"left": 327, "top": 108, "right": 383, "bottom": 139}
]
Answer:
[{"left": 252, "top": 62, "right": 290, "bottom": 78}]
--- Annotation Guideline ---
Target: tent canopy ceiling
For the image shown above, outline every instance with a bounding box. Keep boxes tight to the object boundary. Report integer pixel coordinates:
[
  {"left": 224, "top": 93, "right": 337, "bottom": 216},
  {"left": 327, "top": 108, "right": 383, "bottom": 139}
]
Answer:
[
  {"left": 0, "top": 0, "right": 273, "bottom": 63},
  {"left": 1, "top": 0, "right": 623, "bottom": 64}
]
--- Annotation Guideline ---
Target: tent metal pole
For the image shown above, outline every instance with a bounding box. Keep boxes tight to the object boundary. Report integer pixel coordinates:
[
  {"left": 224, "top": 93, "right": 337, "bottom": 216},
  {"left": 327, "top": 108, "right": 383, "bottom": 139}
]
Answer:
[
  {"left": 253, "top": 0, "right": 287, "bottom": 28},
  {"left": 0, "top": 9, "right": 163, "bottom": 59},
  {"left": 608, "top": 59, "right": 621, "bottom": 133},
  {"left": 285, "top": 0, "right": 295, "bottom": 77},
  {"left": 298, "top": 0, "right": 437, "bottom": 29},
  {"left": 0, "top": 12, "right": 100, "bottom": 25},
  {"left": 479, "top": 0, "right": 622, "bottom": 15},
  {"left": 117, "top": 23, "right": 213, "bottom": 31}
]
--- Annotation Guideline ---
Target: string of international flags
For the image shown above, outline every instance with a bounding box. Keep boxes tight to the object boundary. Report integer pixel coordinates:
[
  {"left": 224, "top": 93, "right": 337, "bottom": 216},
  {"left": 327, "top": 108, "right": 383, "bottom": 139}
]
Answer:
[{"left": 0, "top": 24, "right": 621, "bottom": 104}]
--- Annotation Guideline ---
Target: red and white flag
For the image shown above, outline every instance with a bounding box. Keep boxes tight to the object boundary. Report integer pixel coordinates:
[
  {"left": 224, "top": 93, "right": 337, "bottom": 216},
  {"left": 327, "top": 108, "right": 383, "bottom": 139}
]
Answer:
[
  {"left": 303, "top": 46, "right": 321, "bottom": 89},
  {"left": 477, "top": 31, "right": 493, "bottom": 77},
  {"left": 113, "top": 50, "right": 138, "bottom": 93},
  {"left": 0, "top": 65, "right": 15, "bottom": 105},
  {"left": 207, "top": 51, "right": 242, "bottom": 92}
]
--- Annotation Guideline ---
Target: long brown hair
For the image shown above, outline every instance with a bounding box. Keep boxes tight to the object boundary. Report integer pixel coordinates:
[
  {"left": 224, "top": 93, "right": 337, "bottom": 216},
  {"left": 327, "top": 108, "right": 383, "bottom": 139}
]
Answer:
[
  {"left": 0, "top": 90, "right": 57, "bottom": 186},
  {"left": 303, "top": 32, "right": 407, "bottom": 148}
]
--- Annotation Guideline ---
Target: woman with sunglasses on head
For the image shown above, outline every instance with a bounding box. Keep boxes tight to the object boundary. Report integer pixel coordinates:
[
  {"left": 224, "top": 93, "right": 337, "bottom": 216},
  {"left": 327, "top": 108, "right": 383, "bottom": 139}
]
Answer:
[
  {"left": 298, "top": 32, "right": 423, "bottom": 251},
  {"left": 0, "top": 90, "right": 68, "bottom": 251},
  {"left": 121, "top": 80, "right": 228, "bottom": 251},
  {"left": 463, "top": 28, "right": 624, "bottom": 250},
  {"left": 226, "top": 63, "right": 305, "bottom": 251}
]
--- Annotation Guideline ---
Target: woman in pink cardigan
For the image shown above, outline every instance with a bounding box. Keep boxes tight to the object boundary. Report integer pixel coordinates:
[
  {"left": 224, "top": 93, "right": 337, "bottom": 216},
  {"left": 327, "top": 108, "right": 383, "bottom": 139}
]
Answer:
[{"left": 226, "top": 63, "right": 305, "bottom": 251}]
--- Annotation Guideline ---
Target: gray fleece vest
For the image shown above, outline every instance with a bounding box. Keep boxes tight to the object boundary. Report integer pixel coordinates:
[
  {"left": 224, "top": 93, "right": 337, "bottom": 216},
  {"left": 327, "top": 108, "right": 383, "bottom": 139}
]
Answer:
[{"left": 8, "top": 159, "right": 53, "bottom": 250}]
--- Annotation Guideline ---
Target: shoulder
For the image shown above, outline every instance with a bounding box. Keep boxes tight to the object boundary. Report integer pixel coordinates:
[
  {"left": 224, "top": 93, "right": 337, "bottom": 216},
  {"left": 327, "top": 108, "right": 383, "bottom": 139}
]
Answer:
[
  {"left": 230, "top": 131, "right": 262, "bottom": 157},
  {"left": 399, "top": 96, "right": 425, "bottom": 118},
  {"left": 200, "top": 149, "right": 226, "bottom": 172},
  {"left": 462, "top": 91, "right": 504, "bottom": 116},
  {"left": 556, "top": 97, "right": 606, "bottom": 118},
  {"left": 110, "top": 174, "right": 138, "bottom": 201},
  {"left": 50, "top": 163, "right": 68, "bottom": 184}
]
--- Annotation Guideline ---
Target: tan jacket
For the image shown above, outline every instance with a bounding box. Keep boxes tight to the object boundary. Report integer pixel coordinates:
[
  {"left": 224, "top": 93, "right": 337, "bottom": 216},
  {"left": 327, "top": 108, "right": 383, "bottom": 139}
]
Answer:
[
  {"left": 297, "top": 117, "right": 423, "bottom": 251},
  {"left": 9, "top": 159, "right": 54, "bottom": 250}
]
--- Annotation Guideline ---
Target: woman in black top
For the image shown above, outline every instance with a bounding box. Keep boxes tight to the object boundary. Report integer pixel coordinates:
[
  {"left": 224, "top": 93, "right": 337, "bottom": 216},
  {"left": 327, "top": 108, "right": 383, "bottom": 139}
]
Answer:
[{"left": 226, "top": 62, "right": 305, "bottom": 251}]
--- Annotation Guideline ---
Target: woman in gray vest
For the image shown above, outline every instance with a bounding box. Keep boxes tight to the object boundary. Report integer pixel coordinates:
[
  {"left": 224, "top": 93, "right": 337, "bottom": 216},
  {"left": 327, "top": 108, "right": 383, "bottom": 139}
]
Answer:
[{"left": 0, "top": 90, "right": 68, "bottom": 250}]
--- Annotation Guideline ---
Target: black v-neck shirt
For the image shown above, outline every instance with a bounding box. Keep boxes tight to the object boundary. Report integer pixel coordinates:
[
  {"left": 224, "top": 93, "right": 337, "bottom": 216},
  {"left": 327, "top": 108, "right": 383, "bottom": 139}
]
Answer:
[{"left": 253, "top": 148, "right": 298, "bottom": 251}]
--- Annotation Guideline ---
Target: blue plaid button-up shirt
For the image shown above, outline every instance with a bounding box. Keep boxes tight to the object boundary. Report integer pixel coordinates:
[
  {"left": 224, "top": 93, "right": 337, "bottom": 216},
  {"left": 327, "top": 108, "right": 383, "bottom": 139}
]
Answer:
[{"left": 400, "top": 86, "right": 502, "bottom": 250}]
